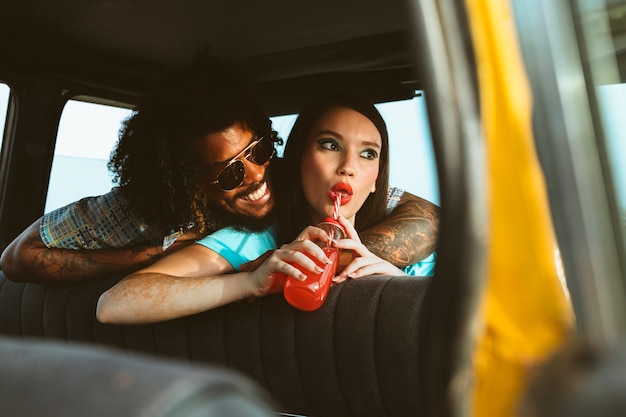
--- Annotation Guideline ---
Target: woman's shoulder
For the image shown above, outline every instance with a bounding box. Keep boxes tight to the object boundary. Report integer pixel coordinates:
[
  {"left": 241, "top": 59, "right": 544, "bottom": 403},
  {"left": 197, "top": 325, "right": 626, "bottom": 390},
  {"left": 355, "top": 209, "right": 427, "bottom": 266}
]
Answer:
[{"left": 195, "top": 226, "right": 278, "bottom": 270}]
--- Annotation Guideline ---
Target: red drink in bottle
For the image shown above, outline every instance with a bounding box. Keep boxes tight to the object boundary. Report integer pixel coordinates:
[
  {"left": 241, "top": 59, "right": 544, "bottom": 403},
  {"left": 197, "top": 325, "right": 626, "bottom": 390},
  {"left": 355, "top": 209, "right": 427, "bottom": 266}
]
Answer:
[
  {"left": 283, "top": 247, "right": 339, "bottom": 312},
  {"left": 283, "top": 217, "right": 345, "bottom": 311}
]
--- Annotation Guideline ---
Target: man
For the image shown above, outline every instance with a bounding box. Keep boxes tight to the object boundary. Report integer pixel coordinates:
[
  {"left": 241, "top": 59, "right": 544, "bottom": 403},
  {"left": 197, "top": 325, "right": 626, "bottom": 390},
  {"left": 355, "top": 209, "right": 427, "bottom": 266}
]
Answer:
[{"left": 0, "top": 55, "right": 439, "bottom": 284}]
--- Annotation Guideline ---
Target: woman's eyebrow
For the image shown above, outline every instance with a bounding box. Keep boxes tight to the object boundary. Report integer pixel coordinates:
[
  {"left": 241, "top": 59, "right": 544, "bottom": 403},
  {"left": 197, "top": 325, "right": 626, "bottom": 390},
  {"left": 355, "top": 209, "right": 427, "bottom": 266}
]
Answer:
[
  {"left": 361, "top": 140, "right": 382, "bottom": 149},
  {"left": 314, "top": 130, "right": 380, "bottom": 147},
  {"left": 313, "top": 130, "right": 382, "bottom": 152},
  {"left": 314, "top": 129, "right": 340, "bottom": 138}
]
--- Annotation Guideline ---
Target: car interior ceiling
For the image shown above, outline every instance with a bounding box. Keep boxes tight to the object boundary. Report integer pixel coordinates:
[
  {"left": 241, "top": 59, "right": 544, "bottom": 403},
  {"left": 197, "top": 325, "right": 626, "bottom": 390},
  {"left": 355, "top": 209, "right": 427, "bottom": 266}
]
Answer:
[{"left": 0, "top": 0, "right": 421, "bottom": 115}]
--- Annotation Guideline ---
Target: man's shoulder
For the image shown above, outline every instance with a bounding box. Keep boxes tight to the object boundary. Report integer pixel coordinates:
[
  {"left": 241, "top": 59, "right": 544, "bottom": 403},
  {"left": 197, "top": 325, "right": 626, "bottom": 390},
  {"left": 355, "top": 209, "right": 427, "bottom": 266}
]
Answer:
[
  {"left": 40, "top": 188, "right": 164, "bottom": 249},
  {"left": 386, "top": 186, "right": 405, "bottom": 213}
]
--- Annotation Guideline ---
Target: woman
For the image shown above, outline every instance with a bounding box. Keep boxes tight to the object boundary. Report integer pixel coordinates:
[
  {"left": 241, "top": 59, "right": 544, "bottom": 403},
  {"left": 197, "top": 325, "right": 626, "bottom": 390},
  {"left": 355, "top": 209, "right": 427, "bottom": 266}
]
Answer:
[{"left": 96, "top": 91, "right": 435, "bottom": 324}]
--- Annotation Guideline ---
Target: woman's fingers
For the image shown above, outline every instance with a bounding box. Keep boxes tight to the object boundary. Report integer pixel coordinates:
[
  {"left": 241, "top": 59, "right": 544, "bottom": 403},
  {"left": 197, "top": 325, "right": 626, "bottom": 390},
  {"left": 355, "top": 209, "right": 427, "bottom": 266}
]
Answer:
[
  {"left": 294, "top": 226, "right": 330, "bottom": 243},
  {"left": 262, "top": 239, "right": 333, "bottom": 282},
  {"left": 332, "top": 237, "right": 370, "bottom": 257},
  {"left": 335, "top": 252, "right": 407, "bottom": 280},
  {"left": 336, "top": 214, "right": 360, "bottom": 242}
]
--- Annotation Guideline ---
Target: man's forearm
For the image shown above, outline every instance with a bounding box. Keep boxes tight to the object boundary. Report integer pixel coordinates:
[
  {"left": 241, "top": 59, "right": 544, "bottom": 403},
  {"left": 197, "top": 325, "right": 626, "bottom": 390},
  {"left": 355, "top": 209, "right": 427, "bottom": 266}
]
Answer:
[
  {"left": 21, "top": 248, "right": 164, "bottom": 285},
  {"left": 360, "top": 193, "right": 439, "bottom": 267},
  {"left": 0, "top": 219, "right": 192, "bottom": 284},
  {"left": 2, "top": 238, "right": 164, "bottom": 285}
]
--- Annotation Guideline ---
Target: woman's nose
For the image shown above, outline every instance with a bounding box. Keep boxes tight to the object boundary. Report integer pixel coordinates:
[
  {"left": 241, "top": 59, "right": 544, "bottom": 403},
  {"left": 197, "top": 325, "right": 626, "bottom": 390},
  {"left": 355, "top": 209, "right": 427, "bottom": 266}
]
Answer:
[
  {"left": 337, "top": 155, "right": 356, "bottom": 176},
  {"left": 338, "top": 166, "right": 355, "bottom": 176}
]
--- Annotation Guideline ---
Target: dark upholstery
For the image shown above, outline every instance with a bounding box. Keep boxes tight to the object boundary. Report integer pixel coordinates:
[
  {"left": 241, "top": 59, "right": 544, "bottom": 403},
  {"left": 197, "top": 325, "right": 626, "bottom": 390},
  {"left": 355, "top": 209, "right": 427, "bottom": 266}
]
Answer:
[{"left": 0, "top": 271, "right": 431, "bottom": 417}]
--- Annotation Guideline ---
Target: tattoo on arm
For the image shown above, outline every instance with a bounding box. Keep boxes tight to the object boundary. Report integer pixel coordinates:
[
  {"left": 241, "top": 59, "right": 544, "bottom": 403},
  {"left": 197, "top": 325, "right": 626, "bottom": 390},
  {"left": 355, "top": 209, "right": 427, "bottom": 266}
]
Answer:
[
  {"left": 24, "top": 233, "right": 162, "bottom": 284},
  {"left": 361, "top": 197, "right": 440, "bottom": 267}
]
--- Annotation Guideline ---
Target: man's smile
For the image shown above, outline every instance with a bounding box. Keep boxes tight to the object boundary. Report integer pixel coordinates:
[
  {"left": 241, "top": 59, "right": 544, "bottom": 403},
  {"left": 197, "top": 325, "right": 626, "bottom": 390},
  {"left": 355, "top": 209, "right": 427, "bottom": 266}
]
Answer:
[{"left": 240, "top": 181, "right": 269, "bottom": 202}]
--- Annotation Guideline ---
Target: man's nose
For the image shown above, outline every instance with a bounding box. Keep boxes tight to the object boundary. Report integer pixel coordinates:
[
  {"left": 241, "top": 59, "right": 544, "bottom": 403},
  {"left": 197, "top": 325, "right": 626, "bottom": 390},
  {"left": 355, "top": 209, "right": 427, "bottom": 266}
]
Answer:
[{"left": 243, "top": 158, "right": 267, "bottom": 183}]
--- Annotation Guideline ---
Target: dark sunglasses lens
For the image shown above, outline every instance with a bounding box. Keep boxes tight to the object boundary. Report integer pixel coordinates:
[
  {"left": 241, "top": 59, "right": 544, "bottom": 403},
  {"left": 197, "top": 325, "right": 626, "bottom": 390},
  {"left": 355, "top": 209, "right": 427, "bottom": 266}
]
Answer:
[
  {"left": 218, "top": 161, "right": 245, "bottom": 191},
  {"left": 251, "top": 137, "right": 275, "bottom": 164}
]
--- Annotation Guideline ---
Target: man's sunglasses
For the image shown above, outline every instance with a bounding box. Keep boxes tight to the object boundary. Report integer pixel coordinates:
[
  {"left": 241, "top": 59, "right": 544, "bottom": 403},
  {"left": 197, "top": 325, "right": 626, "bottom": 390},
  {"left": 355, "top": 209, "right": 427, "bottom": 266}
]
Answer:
[{"left": 210, "top": 134, "right": 277, "bottom": 191}]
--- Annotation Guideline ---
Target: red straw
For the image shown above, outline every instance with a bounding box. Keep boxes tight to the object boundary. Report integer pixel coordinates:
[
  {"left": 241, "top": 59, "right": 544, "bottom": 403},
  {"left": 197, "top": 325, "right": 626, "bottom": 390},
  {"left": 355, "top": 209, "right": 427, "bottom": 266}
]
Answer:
[{"left": 333, "top": 193, "right": 341, "bottom": 220}]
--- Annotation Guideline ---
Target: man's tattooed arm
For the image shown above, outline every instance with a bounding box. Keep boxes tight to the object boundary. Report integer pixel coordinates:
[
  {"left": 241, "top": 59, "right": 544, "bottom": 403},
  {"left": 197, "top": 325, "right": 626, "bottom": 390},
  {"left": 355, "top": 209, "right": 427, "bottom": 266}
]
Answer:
[
  {"left": 360, "top": 192, "right": 439, "bottom": 267},
  {"left": 0, "top": 218, "right": 194, "bottom": 285}
]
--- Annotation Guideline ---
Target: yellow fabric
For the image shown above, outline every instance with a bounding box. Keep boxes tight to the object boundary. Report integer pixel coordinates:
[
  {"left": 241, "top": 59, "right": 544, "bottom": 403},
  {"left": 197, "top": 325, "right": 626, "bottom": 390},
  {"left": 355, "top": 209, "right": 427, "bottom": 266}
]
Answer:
[{"left": 464, "top": 0, "right": 575, "bottom": 415}]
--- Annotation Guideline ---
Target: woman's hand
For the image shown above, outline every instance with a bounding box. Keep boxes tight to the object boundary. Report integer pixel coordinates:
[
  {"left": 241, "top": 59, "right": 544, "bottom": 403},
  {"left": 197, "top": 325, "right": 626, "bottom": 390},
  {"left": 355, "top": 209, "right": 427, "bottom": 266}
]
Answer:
[
  {"left": 332, "top": 215, "right": 408, "bottom": 283},
  {"left": 246, "top": 234, "right": 334, "bottom": 297}
]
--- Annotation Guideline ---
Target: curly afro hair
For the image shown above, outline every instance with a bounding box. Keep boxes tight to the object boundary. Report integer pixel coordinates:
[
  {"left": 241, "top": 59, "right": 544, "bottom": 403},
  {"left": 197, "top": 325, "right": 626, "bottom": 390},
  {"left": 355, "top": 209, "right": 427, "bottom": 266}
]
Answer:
[{"left": 108, "top": 55, "right": 272, "bottom": 233}]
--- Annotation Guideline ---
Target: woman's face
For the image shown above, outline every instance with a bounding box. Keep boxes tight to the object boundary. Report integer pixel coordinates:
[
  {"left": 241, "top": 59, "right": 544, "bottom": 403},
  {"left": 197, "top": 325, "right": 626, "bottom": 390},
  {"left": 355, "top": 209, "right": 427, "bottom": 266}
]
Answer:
[{"left": 301, "top": 106, "right": 381, "bottom": 224}]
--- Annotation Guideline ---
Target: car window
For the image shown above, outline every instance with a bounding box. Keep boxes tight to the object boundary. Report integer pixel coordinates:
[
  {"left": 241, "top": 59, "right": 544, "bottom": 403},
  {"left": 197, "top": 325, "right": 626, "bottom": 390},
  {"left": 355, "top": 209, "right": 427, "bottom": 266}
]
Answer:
[
  {"left": 0, "top": 82, "right": 9, "bottom": 155},
  {"left": 45, "top": 93, "right": 439, "bottom": 213},
  {"left": 377, "top": 92, "right": 438, "bottom": 205},
  {"left": 45, "top": 99, "right": 132, "bottom": 212},
  {"left": 578, "top": 0, "right": 626, "bottom": 257}
]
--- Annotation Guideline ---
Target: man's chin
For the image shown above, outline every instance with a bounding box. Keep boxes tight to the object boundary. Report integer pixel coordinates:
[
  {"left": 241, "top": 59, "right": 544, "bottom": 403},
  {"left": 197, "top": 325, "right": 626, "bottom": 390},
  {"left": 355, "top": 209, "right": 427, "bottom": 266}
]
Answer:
[{"left": 210, "top": 206, "right": 274, "bottom": 232}]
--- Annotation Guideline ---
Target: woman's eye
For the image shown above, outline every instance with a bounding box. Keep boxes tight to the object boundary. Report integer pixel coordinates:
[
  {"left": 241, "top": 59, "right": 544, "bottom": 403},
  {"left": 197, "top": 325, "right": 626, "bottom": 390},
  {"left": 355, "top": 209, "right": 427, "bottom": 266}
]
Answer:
[
  {"left": 360, "top": 149, "right": 379, "bottom": 160},
  {"left": 318, "top": 138, "right": 340, "bottom": 151}
]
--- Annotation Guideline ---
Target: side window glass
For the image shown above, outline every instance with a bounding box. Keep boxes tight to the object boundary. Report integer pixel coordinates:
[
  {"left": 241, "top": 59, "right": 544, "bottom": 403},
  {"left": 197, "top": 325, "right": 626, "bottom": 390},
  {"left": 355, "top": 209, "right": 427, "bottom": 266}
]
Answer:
[
  {"left": 46, "top": 100, "right": 132, "bottom": 213},
  {"left": 376, "top": 92, "right": 439, "bottom": 205},
  {"left": 0, "top": 82, "right": 9, "bottom": 155},
  {"left": 579, "top": 1, "right": 626, "bottom": 250},
  {"left": 48, "top": 95, "right": 438, "bottom": 214},
  {"left": 270, "top": 114, "right": 297, "bottom": 157},
  {"left": 270, "top": 92, "right": 439, "bottom": 206}
]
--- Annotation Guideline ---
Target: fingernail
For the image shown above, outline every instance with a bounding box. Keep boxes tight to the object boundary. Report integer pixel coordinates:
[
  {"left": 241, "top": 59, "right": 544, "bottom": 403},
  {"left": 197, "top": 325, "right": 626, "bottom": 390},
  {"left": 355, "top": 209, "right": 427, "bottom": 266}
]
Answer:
[{"left": 315, "top": 266, "right": 324, "bottom": 273}]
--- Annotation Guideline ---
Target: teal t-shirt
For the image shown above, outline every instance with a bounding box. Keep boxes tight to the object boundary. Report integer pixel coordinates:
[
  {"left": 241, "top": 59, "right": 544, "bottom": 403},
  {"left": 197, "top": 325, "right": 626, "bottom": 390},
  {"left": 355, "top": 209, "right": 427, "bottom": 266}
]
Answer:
[
  {"left": 196, "top": 226, "right": 277, "bottom": 270},
  {"left": 196, "top": 225, "right": 435, "bottom": 276}
]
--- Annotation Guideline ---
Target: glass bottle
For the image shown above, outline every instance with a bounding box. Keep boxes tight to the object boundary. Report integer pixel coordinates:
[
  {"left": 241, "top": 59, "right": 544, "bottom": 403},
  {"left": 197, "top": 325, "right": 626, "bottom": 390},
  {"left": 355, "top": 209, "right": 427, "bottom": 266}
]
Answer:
[{"left": 283, "top": 218, "right": 346, "bottom": 311}]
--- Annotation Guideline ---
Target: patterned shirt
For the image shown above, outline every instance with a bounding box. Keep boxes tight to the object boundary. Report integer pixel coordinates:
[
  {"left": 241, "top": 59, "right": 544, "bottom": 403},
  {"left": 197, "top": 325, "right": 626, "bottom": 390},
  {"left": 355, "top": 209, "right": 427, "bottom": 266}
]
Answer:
[
  {"left": 41, "top": 188, "right": 173, "bottom": 249},
  {"left": 386, "top": 186, "right": 404, "bottom": 214}
]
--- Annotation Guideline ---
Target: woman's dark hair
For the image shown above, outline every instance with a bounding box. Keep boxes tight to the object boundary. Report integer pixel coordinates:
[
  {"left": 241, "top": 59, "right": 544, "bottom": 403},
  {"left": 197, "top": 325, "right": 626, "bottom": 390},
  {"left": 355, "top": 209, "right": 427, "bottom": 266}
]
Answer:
[
  {"left": 108, "top": 55, "right": 272, "bottom": 233},
  {"left": 274, "top": 91, "right": 390, "bottom": 244}
]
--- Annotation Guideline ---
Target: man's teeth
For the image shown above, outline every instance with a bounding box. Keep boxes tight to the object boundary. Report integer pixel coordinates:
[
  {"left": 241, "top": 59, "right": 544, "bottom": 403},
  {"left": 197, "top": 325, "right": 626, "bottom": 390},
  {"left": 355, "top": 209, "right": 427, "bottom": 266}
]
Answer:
[{"left": 242, "top": 182, "right": 267, "bottom": 201}]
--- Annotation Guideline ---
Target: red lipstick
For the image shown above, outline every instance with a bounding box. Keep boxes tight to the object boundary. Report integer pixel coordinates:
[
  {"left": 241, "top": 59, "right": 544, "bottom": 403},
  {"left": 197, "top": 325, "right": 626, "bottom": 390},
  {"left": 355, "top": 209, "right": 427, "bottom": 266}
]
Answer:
[{"left": 329, "top": 182, "right": 353, "bottom": 205}]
